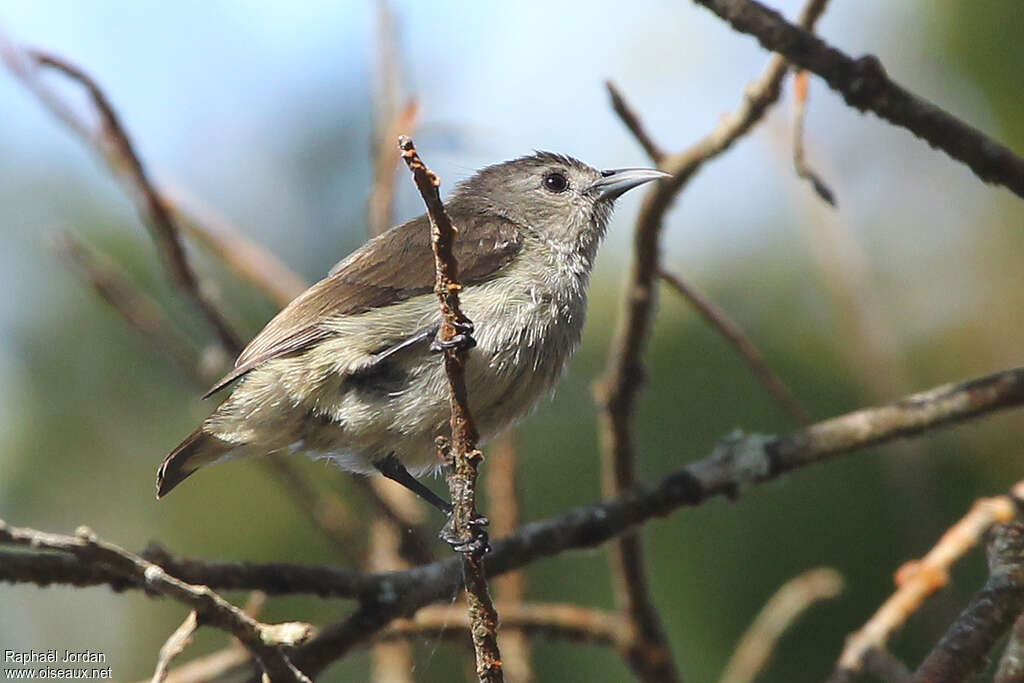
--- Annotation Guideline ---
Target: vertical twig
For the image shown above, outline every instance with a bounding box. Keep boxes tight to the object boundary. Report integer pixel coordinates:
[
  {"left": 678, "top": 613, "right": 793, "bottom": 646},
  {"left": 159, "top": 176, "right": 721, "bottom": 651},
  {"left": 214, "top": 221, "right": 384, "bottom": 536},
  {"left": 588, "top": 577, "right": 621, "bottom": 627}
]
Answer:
[
  {"left": 598, "top": 3, "right": 832, "bottom": 681},
  {"left": 487, "top": 434, "right": 533, "bottom": 682},
  {"left": 792, "top": 69, "right": 836, "bottom": 206},
  {"left": 399, "top": 136, "right": 503, "bottom": 683}
]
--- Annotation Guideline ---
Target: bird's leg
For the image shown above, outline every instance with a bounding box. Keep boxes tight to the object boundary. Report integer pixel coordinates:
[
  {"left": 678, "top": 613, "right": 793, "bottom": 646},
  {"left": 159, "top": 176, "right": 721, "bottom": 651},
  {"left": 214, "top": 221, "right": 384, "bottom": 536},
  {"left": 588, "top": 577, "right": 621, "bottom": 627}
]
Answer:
[
  {"left": 433, "top": 437, "right": 490, "bottom": 554},
  {"left": 429, "top": 319, "right": 476, "bottom": 353},
  {"left": 373, "top": 453, "right": 452, "bottom": 515}
]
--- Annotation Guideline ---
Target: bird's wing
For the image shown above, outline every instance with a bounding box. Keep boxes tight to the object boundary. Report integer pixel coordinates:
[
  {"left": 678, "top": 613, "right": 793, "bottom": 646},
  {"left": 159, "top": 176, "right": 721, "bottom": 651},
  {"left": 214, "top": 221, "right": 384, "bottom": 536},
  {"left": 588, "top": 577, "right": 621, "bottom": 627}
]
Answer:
[{"left": 203, "top": 213, "right": 523, "bottom": 397}]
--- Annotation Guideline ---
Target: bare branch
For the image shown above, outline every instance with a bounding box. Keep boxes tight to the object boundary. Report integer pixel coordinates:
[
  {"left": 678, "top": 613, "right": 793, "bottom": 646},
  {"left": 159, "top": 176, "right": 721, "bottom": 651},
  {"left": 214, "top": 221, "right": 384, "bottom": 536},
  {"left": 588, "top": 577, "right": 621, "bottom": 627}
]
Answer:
[
  {"left": 399, "top": 135, "right": 504, "bottom": 683},
  {"left": 792, "top": 69, "right": 836, "bottom": 206},
  {"left": 912, "top": 522, "right": 1024, "bottom": 683},
  {"left": 0, "top": 522, "right": 313, "bottom": 683},
  {"left": 720, "top": 568, "right": 843, "bottom": 683},
  {"left": 606, "top": 80, "right": 666, "bottom": 164},
  {"left": 598, "top": 3, "right": 831, "bottom": 681},
  {"left": 690, "top": 0, "right": 1024, "bottom": 199},
  {"left": 21, "top": 48, "right": 242, "bottom": 352},
  {"left": 151, "top": 611, "right": 199, "bottom": 683},
  {"left": 832, "top": 482, "right": 1023, "bottom": 679},
  {"left": 377, "top": 602, "right": 630, "bottom": 650},
  {"left": 996, "top": 612, "right": 1024, "bottom": 683},
  {"left": 659, "top": 267, "right": 810, "bottom": 425}
]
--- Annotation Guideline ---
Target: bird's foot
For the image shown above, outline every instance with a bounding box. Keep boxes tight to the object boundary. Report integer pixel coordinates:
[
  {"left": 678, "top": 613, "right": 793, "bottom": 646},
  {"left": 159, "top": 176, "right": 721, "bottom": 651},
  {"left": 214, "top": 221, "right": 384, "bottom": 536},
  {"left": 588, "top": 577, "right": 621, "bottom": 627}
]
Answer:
[
  {"left": 440, "top": 511, "right": 490, "bottom": 554},
  {"left": 429, "top": 320, "right": 476, "bottom": 353}
]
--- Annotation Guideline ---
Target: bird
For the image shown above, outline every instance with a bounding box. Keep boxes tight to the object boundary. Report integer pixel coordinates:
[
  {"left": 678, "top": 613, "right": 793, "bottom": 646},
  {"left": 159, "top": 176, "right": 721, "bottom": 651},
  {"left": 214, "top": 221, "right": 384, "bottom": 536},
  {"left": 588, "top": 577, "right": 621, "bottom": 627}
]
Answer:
[{"left": 156, "top": 151, "right": 667, "bottom": 518}]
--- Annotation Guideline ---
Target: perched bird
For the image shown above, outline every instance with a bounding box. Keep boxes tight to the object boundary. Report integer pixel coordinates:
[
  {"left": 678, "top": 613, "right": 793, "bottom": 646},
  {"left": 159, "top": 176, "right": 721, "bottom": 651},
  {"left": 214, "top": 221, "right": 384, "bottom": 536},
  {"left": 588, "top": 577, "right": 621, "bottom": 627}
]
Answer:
[{"left": 157, "top": 152, "right": 666, "bottom": 514}]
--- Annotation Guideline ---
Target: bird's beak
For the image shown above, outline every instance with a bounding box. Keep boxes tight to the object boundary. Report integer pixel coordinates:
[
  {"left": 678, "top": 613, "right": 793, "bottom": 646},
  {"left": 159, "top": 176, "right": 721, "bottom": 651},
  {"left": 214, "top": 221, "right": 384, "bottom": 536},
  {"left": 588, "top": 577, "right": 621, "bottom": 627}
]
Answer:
[{"left": 588, "top": 167, "right": 670, "bottom": 200}]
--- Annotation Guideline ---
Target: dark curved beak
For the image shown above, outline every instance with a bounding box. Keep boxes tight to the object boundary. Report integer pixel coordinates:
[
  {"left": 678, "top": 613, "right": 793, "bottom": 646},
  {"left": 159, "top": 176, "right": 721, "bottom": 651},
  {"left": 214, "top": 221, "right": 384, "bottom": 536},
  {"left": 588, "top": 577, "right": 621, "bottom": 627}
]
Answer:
[{"left": 588, "top": 167, "right": 670, "bottom": 200}]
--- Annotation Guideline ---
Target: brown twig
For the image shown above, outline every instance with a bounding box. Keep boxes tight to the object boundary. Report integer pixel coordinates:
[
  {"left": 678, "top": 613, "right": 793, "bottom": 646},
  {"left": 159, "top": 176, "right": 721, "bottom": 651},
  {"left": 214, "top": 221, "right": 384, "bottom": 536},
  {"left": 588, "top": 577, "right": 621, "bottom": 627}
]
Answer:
[
  {"left": 690, "top": 0, "right": 1024, "bottom": 199},
  {"left": 720, "top": 568, "right": 843, "bottom": 683},
  {"left": 399, "top": 135, "right": 503, "bottom": 682},
  {"left": 659, "top": 267, "right": 810, "bottom": 425},
  {"left": 831, "top": 481, "right": 1024, "bottom": 680},
  {"left": 23, "top": 49, "right": 242, "bottom": 353},
  {"left": 163, "top": 185, "right": 307, "bottom": 306},
  {"left": 599, "top": 3, "right": 831, "bottom": 681},
  {"left": 50, "top": 232, "right": 202, "bottom": 380},
  {"left": 487, "top": 435, "right": 533, "bottom": 682},
  {"left": 792, "top": 69, "right": 836, "bottom": 206},
  {"left": 377, "top": 602, "right": 630, "bottom": 650},
  {"left": 912, "top": 522, "right": 1024, "bottom": 683},
  {"left": 0, "top": 521, "right": 314, "bottom": 682},
  {"left": 7, "top": 364, "right": 1024, "bottom": 678},
  {"left": 605, "top": 80, "right": 666, "bottom": 165},
  {"left": 151, "top": 611, "right": 199, "bottom": 683}
]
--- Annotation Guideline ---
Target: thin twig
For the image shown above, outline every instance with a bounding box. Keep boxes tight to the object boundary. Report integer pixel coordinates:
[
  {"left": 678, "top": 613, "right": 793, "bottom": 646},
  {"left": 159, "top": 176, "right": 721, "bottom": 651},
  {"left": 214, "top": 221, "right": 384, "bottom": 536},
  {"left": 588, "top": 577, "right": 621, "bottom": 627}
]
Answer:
[
  {"left": 377, "top": 602, "right": 630, "bottom": 650},
  {"left": 690, "top": 0, "right": 1024, "bottom": 198},
  {"left": 659, "top": 267, "right": 810, "bottom": 425},
  {"left": 151, "top": 611, "right": 199, "bottom": 683},
  {"left": 598, "top": 2, "right": 831, "bottom": 681},
  {"left": 25, "top": 49, "right": 242, "bottom": 353},
  {"left": 831, "top": 481, "right": 1024, "bottom": 679},
  {"left": 0, "top": 522, "right": 313, "bottom": 683},
  {"left": 912, "top": 522, "right": 1024, "bottom": 683},
  {"left": 792, "top": 69, "right": 836, "bottom": 206},
  {"left": 605, "top": 81, "right": 666, "bottom": 164},
  {"left": 487, "top": 435, "right": 533, "bottom": 682},
  {"left": 720, "top": 568, "right": 843, "bottom": 683},
  {"left": 50, "top": 232, "right": 201, "bottom": 380},
  {"left": 399, "top": 135, "right": 504, "bottom": 683}
]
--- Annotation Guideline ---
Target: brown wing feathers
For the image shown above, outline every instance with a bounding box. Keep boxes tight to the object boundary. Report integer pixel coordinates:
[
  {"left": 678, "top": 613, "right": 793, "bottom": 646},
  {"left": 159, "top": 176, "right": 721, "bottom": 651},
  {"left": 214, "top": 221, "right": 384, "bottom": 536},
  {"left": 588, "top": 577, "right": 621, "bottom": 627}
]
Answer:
[{"left": 202, "top": 213, "right": 522, "bottom": 397}]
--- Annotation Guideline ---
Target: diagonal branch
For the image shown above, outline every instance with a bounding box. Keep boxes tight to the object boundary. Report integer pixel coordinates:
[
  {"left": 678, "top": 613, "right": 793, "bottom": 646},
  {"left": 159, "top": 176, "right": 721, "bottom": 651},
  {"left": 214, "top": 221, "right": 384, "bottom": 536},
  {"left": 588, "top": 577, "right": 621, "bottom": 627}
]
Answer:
[
  {"left": 659, "top": 267, "right": 810, "bottom": 425},
  {"left": 0, "top": 522, "right": 313, "bottom": 683},
  {"left": 598, "top": 2, "right": 831, "bottom": 681},
  {"left": 399, "top": 136, "right": 504, "bottom": 683},
  {"left": 690, "top": 0, "right": 1024, "bottom": 199},
  {"left": 23, "top": 49, "right": 243, "bottom": 353},
  {"left": 832, "top": 482, "right": 1023, "bottom": 679}
]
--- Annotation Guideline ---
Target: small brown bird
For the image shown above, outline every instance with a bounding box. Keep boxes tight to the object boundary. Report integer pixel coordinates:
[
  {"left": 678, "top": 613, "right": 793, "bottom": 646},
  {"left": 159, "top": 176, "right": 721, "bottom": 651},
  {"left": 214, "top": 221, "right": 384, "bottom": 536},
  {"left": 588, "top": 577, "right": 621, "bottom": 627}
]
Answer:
[{"left": 157, "top": 152, "right": 666, "bottom": 513}]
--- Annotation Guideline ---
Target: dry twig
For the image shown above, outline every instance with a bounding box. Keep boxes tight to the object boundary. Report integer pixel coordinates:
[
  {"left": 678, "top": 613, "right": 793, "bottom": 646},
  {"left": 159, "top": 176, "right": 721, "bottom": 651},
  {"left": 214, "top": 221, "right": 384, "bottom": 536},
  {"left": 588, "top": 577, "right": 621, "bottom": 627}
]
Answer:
[
  {"left": 151, "top": 611, "right": 199, "bottom": 683},
  {"left": 720, "top": 568, "right": 843, "bottom": 683},
  {"left": 792, "top": 69, "right": 836, "bottom": 206},
  {"left": 659, "top": 267, "right": 810, "bottom": 425},
  {"left": 399, "top": 135, "right": 504, "bottom": 683},
  {"left": 0, "top": 522, "right": 313, "bottom": 683},
  {"left": 831, "top": 481, "right": 1024, "bottom": 680},
  {"left": 599, "top": 2, "right": 831, "bottom": 680},
  {"left": 690, "top": 0, "right": 1024, "bottom": 198},
  {"left": 912, "top": 522, "right": 1024, "bottom": 683}
]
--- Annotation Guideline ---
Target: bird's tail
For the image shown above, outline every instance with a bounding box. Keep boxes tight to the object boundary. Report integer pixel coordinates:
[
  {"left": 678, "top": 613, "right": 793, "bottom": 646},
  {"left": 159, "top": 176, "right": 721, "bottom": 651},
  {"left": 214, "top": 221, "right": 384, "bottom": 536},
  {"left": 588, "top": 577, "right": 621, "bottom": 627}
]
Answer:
[{"left": 156, "top": 428, "right": 234, "bottom": 499}]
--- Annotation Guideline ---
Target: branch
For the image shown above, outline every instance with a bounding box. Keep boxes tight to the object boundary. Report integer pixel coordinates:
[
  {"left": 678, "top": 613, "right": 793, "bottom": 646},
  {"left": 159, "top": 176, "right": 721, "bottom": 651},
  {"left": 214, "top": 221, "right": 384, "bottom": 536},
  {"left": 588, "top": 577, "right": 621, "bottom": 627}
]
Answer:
[
  {"left": 659, "top": 268, "right": 810, "bottom": 425},
  {"left": 599, "top": 2, "right": 831, "bottom": 681},
  {"left": 7, "top": 365, "right": 1024, "bottom": 677},
  {"left": 833, "top": 483, "right": 1022, "bottom": 678},
  {"left": 791, "top": 69, "right": 836, "bottom": 206},
  {"left": 0, "top": 522, "right": 313, "bottom": 683},
  {"left": 720, "top": 568, "right": 843, "bottom": 683},
  {"left": 398, "top": 136, "right": 504, "bottom": 683},
  {"left": 690, "top": 0, "right": 1024, "bottom": 199},
  {"left": 376, "top": 603, "right": 630, "bottom": 650},
  {"left": 22, "top": 48, "right": 242, "bottom": 352},
  {"left": 912, "top": 522, "right": 1024, "bottom": 683},
  {"left": 151, "top": 611, "right": 199, "bottom": 683},
  {"left": 996, "top": 612, "right": 1024, "bottom": 683}
]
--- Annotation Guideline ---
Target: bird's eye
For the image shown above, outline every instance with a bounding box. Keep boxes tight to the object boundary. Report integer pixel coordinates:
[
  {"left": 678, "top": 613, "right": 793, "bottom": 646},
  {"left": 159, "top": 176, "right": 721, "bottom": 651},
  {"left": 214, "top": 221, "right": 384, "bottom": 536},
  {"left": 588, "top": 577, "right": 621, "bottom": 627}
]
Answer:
[{"left": 542, "top": 171, "right": 569, "bottom": 194}]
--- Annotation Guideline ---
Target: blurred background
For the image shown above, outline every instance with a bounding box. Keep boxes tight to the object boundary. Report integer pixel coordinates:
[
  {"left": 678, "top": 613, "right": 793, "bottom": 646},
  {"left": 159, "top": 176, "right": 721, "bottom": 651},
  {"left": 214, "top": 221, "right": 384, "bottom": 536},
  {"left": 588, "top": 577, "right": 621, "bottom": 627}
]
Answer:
[{"left": 2, "top": 1, "right": 1023, "bottom": 680}]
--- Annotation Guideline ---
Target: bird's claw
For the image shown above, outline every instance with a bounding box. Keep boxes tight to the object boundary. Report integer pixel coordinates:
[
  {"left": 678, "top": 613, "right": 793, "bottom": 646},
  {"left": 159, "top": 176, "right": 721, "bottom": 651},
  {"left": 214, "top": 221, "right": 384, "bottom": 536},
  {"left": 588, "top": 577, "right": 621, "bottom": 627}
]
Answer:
[
  {"left": 440, "top": 512, "right": 491, "bottom": 554},
  {"left": 429, "top": 323, "right": 476, "bottom": 353}
]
